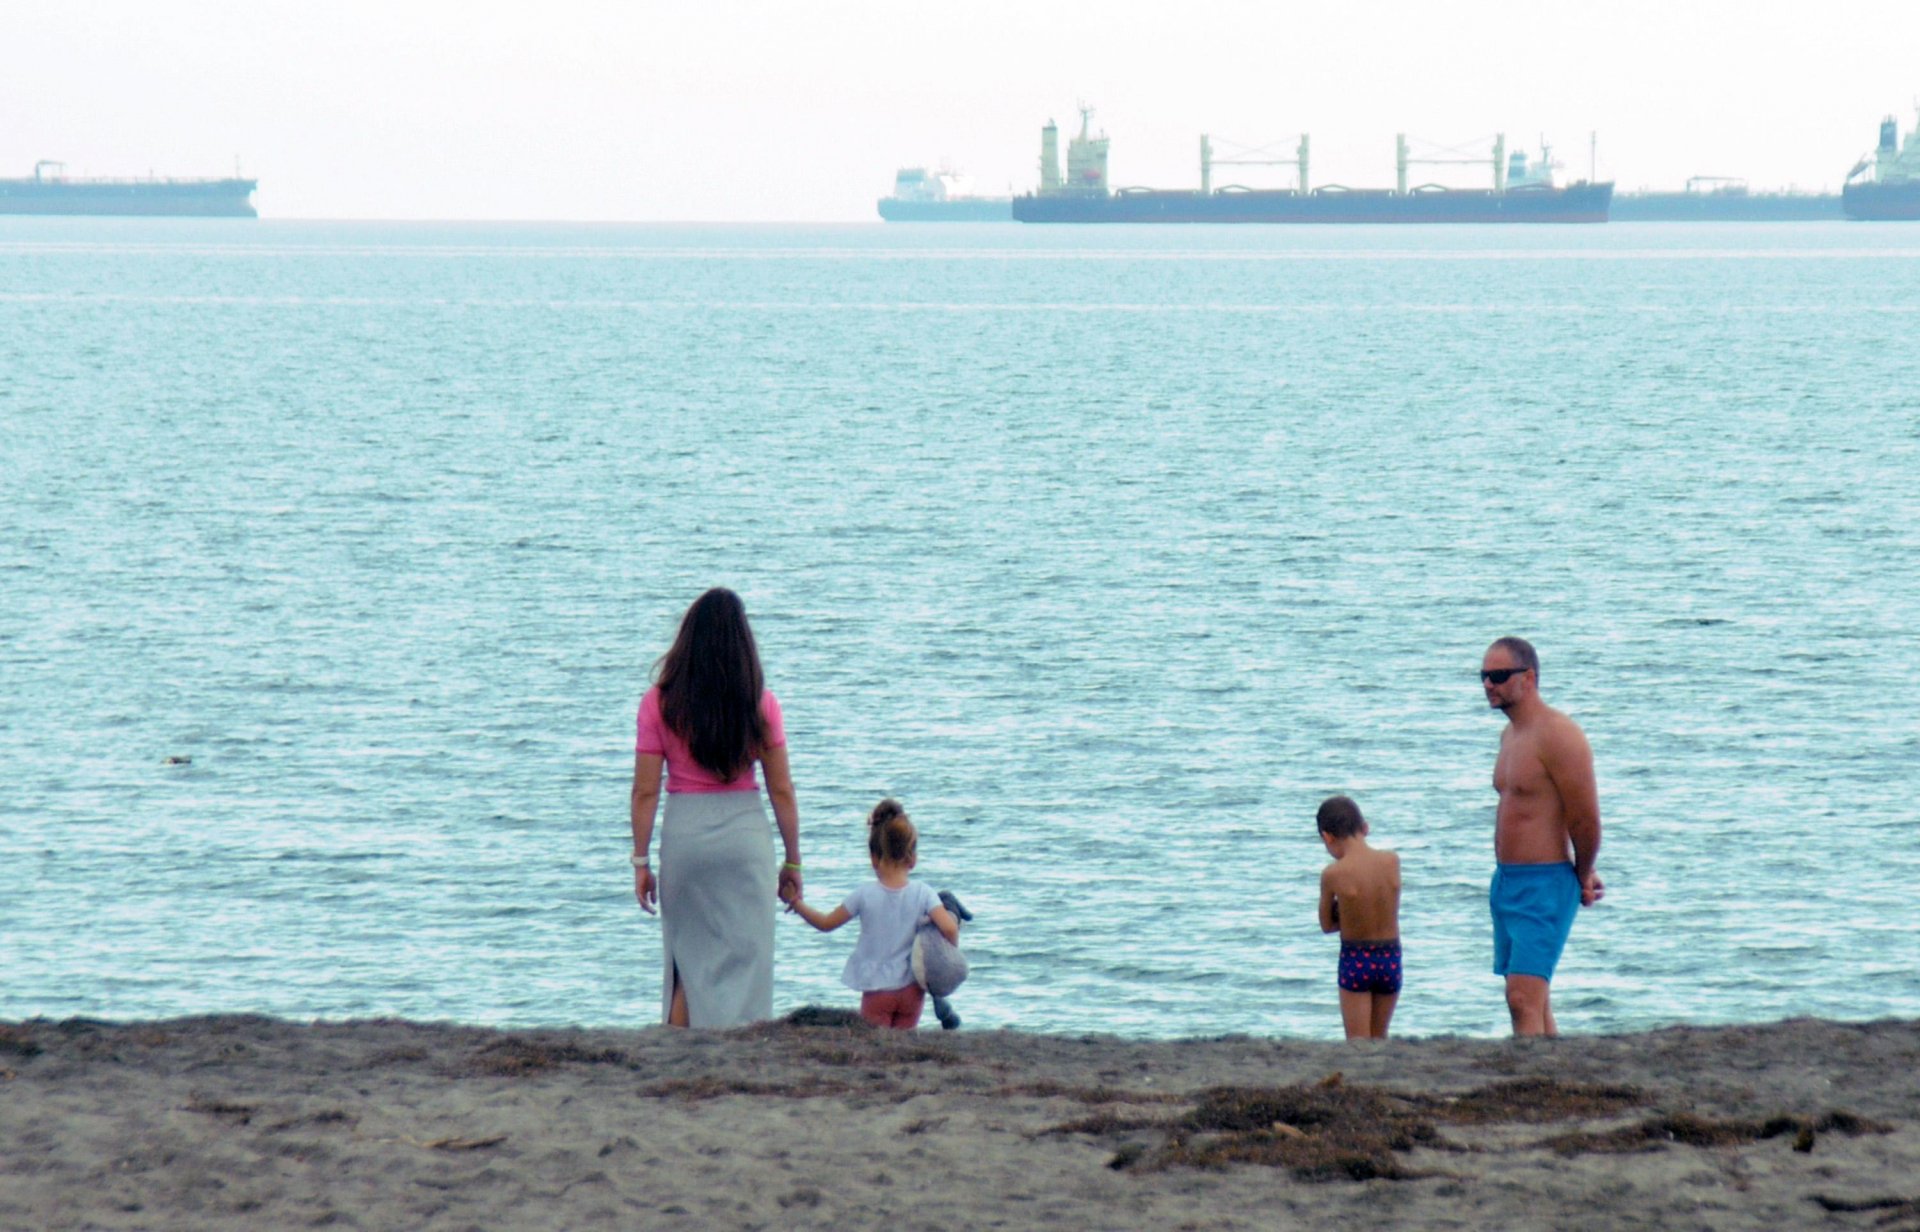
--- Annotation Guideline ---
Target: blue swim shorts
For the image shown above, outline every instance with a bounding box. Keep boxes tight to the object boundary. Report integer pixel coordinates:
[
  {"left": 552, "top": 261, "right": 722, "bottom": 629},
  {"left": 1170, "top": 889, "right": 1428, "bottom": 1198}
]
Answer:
[{"left": 1490, "top": 862, "right": 1580, "bottom": 982}]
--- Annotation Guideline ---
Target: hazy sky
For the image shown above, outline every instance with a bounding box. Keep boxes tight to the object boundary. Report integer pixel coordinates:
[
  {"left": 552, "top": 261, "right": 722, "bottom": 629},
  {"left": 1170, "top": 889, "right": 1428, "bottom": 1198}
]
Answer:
[{"left": 6, "top": 1, "right": 1918, "bottom": 220}]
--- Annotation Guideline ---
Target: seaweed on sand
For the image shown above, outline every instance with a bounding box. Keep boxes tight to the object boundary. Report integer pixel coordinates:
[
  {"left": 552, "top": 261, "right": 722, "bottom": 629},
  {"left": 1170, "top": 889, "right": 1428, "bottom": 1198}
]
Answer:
[
  {"left": 0, "top": 1025, "right": 43, "bottom": 1059},
  {"left": 462, "top": 1038, "right": 632, "bottom": 1077},
  {"left": 1545, "top": 1109, "right": 1892, "bottom": 1156},
  {"left": 1408, "top": 1076, "right": 1645, "bottom": 1124},
  {"left": 638, "top": 1074, "right": 858, "bottom": 1101},
  {"left": 1157, "top": 1081, "right": 1447, "bottom": 1180},
  {"left": 1047, "top": 1075, "right": 1881, "bottom": 1183},
  {"left": 1050, "top": 1075, "right": 1449, "bottom": 1181}
]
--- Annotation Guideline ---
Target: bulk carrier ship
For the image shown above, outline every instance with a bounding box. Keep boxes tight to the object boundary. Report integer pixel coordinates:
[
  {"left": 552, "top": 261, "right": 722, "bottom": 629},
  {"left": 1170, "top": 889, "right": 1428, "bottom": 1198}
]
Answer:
[
  {"left": 1011, "top": 109, "right": 1612, "bottom": 224},
  {"left": 1843, "top": 107, "right": 1920, "bottom": 220},
  {"left": 0, "top": 161, "right": 257, "bottom": 217}
]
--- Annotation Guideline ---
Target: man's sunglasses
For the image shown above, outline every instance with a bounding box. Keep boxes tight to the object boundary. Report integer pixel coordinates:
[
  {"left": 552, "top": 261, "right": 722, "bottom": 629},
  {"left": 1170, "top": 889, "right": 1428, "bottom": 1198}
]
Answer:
[{"left": 1480, "top": 667, "right": 1531, "bottom": 685}]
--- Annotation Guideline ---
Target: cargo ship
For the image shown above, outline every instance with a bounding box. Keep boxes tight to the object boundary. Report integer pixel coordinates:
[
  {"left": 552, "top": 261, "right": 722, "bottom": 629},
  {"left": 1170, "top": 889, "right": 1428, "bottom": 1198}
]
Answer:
[
  {"left": 1843, "top": 107, "right": 1920, "bottom": 220},
  {"left": 0, "top": 161, "right": 257, "bottom": 217},
  {"left": 1612, "top": 178, "right": 1841, "bottom": 221},
  {"left": 877, "top": 166, "right": 1011, "bottom": 221},
  {"left": 1011, "top": 109, "right": 1612, "bottom": 224}
]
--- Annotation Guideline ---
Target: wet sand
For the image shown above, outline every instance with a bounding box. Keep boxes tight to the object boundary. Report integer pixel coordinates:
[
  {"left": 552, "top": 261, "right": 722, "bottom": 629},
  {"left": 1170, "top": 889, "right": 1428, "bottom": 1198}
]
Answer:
[{"left": 3, "top": 1013, "right": 1917, "bottom": 1231}]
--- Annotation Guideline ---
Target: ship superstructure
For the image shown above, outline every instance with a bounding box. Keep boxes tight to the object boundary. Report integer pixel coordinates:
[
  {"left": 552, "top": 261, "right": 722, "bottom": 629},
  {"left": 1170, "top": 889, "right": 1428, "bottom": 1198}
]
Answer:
[
  {"left": 877, "top": 165, "right": 1011, "bottom": 221},
  {"left": 1013, "top": 111, "right": 1611, "bottom": 224},
  {"left": 1843, "top": 107, "right": 1920, "bottom": 220},
  {"left": 1037, "top": 108, "right": 1110, "bottom": 196},
  {"left": 0, "top": 161, "right": 257, "bottom": 217}
]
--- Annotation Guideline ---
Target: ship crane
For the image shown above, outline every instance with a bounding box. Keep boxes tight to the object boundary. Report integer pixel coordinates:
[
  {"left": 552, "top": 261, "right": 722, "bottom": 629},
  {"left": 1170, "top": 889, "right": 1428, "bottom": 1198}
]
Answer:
[
  {"left": 1199, "top": 134, "right": 1310, "bottom": 193},
  {"left": 1396, "top": 134, "right": 1510, "bottom": 193}
]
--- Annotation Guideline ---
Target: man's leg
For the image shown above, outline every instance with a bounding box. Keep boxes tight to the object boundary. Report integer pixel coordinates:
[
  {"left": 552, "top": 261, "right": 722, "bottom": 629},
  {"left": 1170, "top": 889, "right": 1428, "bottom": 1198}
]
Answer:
[{"left": 1505, "top": 974, "right": 1553, "bottom": 1036}]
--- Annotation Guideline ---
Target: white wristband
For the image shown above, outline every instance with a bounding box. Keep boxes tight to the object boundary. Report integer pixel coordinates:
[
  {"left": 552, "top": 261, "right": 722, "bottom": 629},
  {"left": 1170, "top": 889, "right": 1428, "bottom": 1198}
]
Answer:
[{"left": 630, "top": 855, "right": 649, "bottom": 868}]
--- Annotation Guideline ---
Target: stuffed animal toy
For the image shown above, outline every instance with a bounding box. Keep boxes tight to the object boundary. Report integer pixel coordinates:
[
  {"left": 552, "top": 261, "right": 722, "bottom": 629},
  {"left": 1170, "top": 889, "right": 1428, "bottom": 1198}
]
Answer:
[{"left": 911, "top": 889, "right": 973, "bottom": 1029}]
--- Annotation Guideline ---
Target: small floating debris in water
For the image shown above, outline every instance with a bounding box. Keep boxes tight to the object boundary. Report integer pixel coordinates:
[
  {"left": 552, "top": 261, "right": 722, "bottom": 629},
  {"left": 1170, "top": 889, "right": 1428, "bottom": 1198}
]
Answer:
[{"left": 162, "top": 755, "right": 192, "bottom": 766}]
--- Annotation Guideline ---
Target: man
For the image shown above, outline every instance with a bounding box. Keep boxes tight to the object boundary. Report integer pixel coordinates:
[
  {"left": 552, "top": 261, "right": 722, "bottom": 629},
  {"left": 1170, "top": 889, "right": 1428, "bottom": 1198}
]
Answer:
[{"left": 1482, "top": 636, "right": 1602, "bottom": 1037}]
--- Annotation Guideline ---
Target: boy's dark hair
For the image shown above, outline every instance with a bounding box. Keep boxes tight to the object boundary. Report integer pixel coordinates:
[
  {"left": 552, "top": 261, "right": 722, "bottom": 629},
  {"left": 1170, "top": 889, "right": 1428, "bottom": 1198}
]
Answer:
[
  {"left": 1490, "top": 635, "right": 1540, "bottom": 680},
  {"left": 868, "top": 797, "right": 918, "bottom": 864},
  {"left": 1316, "top": 795, "right": 1366, "bottom": 839}
]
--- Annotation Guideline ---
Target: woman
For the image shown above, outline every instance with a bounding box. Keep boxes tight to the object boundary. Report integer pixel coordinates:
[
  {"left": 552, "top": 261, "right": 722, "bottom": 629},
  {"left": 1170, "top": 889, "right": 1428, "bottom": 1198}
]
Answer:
[{"left": 630, "top": 587, "right": 802, "bottom": 1027}]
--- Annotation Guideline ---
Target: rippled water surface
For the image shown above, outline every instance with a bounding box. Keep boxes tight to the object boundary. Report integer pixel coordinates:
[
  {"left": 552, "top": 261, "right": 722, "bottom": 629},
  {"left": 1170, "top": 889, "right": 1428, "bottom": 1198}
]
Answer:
[{"left": 3, "top": 219, "right": 1917, "bottom": 1039}]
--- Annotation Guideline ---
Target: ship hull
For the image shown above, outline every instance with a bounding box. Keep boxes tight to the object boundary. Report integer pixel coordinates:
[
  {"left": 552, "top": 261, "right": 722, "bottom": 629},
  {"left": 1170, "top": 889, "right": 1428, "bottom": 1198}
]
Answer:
[
  {"left": 0, "top": 178, "right": 258, "bottom": 218},
  {"left": 1842, "top": 181, "right": 1920, "bottom": 220},
  {"left": 1612, "top": 192, "right": 1842, "bottom": 221},
  {"left": 1012, "top": 182, "right": 1612, "bottom": 223},
  {"left": 878, "top": 197, "right": 1013, "bottom": 221}
]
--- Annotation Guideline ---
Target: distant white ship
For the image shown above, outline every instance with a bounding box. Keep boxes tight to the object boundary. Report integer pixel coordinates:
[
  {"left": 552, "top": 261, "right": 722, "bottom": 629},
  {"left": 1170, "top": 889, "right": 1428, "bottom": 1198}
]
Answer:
[{"left": 877, "top": 167, "right": 1011, "bottom": 222}]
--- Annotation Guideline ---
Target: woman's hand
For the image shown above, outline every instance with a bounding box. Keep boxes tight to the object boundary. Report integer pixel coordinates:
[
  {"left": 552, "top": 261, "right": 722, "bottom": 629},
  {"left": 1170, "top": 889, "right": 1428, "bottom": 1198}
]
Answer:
[
  {"left": 635, "top": 865, "right": 658, "bottom": 914},
  {"left": 777, "top": 863, "right": 802, "bottom": 906}
]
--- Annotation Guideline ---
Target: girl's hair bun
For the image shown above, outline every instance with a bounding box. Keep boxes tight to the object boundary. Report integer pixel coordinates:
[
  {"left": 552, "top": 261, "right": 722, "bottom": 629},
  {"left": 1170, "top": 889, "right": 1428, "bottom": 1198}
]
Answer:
[{"left": 867, "top": 797, "right": 917, "bottom": 865}]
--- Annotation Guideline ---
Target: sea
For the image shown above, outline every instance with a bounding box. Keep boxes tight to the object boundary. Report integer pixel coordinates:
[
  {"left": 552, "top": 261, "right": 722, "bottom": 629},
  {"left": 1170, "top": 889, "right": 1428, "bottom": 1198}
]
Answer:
[{"left": 2, "top": 218, "right": 1916, "bottom": 1041}]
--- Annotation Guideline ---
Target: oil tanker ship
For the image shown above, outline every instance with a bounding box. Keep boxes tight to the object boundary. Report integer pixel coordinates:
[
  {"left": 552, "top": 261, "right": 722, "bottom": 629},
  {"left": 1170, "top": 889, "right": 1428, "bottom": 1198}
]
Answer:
[
  {"left": 1843, "top": 107, "right": 1920, "bottom": 220},
  {"left": 1612, "top": 178, "right": 1841, "bottom": 221},
  {"left": 1011, "top": 110, "right": 1612, "bottom": 224},
  {"left": 877, "top": 166, "right": 1011, "bottom": 221},
  {"left": 0, "top": 161, "right": 257, "bottom": 217}
]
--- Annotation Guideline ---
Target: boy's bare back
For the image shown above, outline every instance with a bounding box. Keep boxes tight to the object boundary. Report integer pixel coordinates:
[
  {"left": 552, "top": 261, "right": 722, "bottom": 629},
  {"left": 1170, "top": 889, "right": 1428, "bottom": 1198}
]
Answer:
[{"left": 1321, "top": 846, "right": 1401, "bottom": 942}]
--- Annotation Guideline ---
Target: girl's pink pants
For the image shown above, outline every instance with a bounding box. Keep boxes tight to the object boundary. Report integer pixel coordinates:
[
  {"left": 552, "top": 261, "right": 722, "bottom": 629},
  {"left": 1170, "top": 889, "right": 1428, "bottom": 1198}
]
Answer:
[{"left": 859, "top": 983, "right": 925, "bottom": 1029}]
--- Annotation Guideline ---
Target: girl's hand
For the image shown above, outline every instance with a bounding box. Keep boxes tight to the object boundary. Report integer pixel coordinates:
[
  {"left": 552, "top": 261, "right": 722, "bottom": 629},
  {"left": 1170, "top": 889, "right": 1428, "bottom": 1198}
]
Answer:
[
  {"left": 635, "top": 865, "right": 657, "bottom": 915},
  {"left": 777, "top": 863, "right": 803, "bottom": 905}
]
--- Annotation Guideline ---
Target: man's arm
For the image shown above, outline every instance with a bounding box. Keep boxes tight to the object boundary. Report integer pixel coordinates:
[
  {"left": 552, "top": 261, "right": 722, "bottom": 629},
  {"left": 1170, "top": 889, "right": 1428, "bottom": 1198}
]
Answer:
[
  {"left": 1544, "top": 719, "right": 1604, "bottom": 905},
  {"left": 1318, "top": 867, "right": 1340, "bottom": 934}
]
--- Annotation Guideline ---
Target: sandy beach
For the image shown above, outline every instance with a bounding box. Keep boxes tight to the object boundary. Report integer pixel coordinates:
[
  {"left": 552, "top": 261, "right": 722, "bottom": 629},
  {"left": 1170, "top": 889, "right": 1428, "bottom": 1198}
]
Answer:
[{"left": 3, "top": 1013, "right": 1917, "bottom": 1231}]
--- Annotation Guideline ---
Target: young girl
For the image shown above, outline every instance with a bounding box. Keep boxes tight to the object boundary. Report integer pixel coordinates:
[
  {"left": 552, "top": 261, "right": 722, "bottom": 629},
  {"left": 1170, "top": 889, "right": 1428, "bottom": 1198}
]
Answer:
[{"left": 783, "top": 799, "right": 960, "bottom": 1029}]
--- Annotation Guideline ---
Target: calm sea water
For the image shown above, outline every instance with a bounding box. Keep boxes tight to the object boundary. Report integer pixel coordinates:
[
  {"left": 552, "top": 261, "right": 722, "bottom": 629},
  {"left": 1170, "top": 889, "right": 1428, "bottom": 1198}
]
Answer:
[{"left": 3, "top": 219, "right": 1917, "bottom": 1040}]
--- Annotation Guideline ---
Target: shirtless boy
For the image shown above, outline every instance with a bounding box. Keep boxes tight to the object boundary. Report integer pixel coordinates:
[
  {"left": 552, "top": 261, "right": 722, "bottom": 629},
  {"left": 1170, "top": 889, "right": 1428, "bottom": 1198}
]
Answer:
[
  {"left": 1316, "top": 795, "right": 1402, "bottom": 1040},
  {"left": 1482, "top": 636, "right": 1603, "bottom": 1037}
]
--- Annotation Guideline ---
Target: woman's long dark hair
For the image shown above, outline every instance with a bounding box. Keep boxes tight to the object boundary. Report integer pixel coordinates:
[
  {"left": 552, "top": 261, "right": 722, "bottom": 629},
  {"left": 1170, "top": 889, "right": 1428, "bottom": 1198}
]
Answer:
[{"left": 655, "top": 587, "right": 768, "bottom": 781}]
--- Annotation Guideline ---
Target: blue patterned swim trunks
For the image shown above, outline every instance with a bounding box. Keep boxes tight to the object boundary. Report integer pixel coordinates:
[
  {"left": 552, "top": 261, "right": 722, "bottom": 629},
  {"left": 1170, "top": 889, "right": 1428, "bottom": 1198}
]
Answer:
[{"left": 1338, "top": 938, "right": 1403, "bottom": 995}]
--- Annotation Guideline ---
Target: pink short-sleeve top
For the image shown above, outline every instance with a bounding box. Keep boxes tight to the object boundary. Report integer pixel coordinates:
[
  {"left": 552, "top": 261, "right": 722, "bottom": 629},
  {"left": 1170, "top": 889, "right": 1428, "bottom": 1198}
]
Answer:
[{"left": 635, "top": 686, "right": 786, "bottom": 794}]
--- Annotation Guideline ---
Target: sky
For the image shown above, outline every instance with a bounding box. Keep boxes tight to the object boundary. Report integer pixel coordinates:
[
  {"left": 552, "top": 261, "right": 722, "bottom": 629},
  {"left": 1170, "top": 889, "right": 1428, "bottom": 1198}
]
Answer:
[{"left": 5, "top": 0, "right": 1919, "bottom": 220}]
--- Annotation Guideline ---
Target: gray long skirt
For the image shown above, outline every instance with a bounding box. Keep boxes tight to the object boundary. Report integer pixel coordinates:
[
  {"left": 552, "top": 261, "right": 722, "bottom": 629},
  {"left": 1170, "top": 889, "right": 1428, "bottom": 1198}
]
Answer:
[{"left": 658, "top": 790, "right": 776, "bottom": 1027}]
